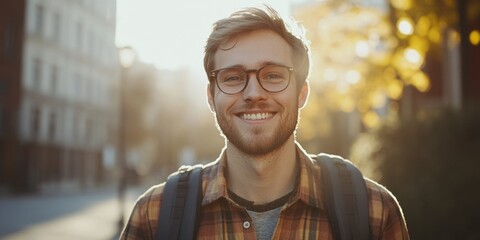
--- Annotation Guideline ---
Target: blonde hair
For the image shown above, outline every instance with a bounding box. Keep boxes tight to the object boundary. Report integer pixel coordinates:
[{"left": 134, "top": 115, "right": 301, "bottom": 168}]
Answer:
[{"left": 204, "top": 5, "right": 310, "bottom": 93}]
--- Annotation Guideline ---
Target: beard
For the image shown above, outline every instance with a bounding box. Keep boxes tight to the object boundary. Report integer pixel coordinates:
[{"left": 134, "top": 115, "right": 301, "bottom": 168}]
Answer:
[{"left": 214, "top": 102, "right": 299, "bottom": 156}]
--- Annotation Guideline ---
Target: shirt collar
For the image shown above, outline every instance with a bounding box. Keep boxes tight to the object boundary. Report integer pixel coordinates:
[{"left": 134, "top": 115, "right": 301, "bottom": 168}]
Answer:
[
  {"left": 293, "top": 143, "right": 325, "bottom": 210},
  {"left": 201, "top": 148, "right": 229, "bottom": 206},
  {"left": 201, "top": 144, "right": 325, "bottom": 210}
]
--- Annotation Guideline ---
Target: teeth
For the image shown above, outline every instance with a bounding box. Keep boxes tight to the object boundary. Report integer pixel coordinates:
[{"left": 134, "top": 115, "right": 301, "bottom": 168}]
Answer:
[{"left": 243, "top": 113, "right": 273, "bottom": 120}]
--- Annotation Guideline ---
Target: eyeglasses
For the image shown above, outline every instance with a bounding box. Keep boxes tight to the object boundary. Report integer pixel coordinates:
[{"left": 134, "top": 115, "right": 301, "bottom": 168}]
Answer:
[{"left": 210, "top": 64, "right": 294, "bottom": 95}]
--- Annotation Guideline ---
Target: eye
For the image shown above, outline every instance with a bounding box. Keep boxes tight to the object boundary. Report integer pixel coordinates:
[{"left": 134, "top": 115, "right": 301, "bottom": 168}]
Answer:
[
  {"left": 218, "top": 68, "right": 246, "bottom": 86},
  {"left": 259, "top": 65, "right": 289, "bottom": 81},
  {"left": 263, "top": 72, "right": 284, "bottom": 79},
  {"left": 223, "top": 74, "right": 244, "bottom": 82}
]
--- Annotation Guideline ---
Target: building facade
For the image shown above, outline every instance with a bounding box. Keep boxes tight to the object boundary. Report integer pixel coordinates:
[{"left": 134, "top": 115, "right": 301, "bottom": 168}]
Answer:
[{"left": 0, "top": 0, "right": 120, "bottom": 194}]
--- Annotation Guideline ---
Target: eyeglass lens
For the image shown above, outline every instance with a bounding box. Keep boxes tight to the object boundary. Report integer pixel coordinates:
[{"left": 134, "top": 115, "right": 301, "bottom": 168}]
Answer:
[{"left": 216, "top": 65, "right": 290, "bottom": 94}]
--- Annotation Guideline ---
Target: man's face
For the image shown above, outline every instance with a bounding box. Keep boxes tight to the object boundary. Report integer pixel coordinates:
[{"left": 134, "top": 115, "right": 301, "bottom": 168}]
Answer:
[{"left": 207, "top": 29, "right": 308, "bottom": 156}]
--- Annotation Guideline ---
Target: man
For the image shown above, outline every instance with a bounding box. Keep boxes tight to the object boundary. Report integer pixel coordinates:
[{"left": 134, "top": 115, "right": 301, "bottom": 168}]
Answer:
[{"left": 120, "top": 5, "right": 409, "bottom": 240}]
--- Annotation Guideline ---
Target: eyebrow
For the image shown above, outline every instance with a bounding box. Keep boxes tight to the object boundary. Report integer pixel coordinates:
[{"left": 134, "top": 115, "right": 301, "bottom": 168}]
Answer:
[{"left": 221, "top": 61, "right": 287, "bottom": 69}]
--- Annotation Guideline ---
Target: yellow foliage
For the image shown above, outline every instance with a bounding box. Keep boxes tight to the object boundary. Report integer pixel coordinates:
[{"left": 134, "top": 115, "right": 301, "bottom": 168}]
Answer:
[
  {"left": 470, "top": 30, "right": 480, "bottom": 46},
  {"left": 358, "top": 98, "right": 370, "bottom": 113},
  {"left": 369, "top": 90, "right": 387, "bottom": 109},
  {"left": 386, "top": 79, "right": 404, "bottom": 100},
  {"left": 339, "top": 95, "right": 355, "bottom": 112},
  {"left": 298, "top": 93, "right": 332, "bottom": 140},
  {"left": 383, "top": 67, "right": 397, "bottom": 80},
  {"left": 428, "top": 27, "right": 441, "bottom": 43},
  {"left": 370, "top": 51, "right": 393, "bottom": 66},
  {"left": 409, "top": 35, "right": 430, "bottom": 53},
  {"left": 293, "top": 0, "right": 452, "bottom": 130},
  {"left": 410, "top": 71, "right": 431, "bottom": 92},
  {"left": 390, "top": 0, "right": 413, "bottom": 10},
  {"left": 362, "top": 110, "right": 381, "bottom": 128},
  {"left": 416, "top": 16, "right": 431, "bottom": 37}
]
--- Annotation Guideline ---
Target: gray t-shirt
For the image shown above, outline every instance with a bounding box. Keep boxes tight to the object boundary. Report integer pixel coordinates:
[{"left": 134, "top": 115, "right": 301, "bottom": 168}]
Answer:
[
  {"left": 228, "top": 189, "right": 293, "bottom": 240},
  {"left": 248, "top": 207, "right": 283, "bottom": 240}
]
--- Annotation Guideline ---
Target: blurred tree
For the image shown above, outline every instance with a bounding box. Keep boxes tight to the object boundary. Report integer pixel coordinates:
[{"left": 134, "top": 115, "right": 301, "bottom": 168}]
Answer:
[
  {"left": 148, "top": 69, "right": 223, "bottom": 177},
  {"left": 148, "top": 70, "right": 192, "bottom": 174},
  {"left": 294, "top": 0, "right": 471, "bottom": 154},
  {"left": 187, "top": 111, "right": 224, "bottom": 163},
  {"left": 124, "top": 64, "right": 157, "bottom": 148},
  {"left": 350, "top": 107, "right": 480, "bottom": 239},
  {"left": 295, "top": 0, "right": 464, "bottom": 128},
  {"left": 295, "top": 2, "right": 401, "bottom": 155},
  {"left": 121, "top": 62, "right": 163, "bottom": 180},
  {"left": 295, "top": 2, "right": 411, "bottom": 130}
]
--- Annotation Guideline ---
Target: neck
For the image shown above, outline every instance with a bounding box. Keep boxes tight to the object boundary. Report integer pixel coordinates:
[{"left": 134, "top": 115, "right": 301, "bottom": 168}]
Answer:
[{"left": 225, "top": 136, "right": 298, "bottom": 204}]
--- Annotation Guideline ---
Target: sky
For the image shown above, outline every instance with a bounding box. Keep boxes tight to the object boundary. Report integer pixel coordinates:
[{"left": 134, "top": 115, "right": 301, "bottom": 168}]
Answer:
[{"left": 115, "top": 0, "right": 304, "bottom": 73}]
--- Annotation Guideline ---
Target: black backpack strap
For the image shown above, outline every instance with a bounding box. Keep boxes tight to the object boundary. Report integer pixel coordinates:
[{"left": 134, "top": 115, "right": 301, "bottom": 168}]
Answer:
[
  {"left": 316, "top": 153, "right": 371, "bottom": 240},
  {"left": 156, "top": 164, "right": 203, "bottom": 240},
  {"left": 179, "top": 165, "right": 203, "bottom": 239}
]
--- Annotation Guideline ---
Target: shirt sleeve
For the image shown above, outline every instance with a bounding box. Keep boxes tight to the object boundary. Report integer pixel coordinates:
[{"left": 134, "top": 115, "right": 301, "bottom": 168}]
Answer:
[
  {"left": 365, "top": 178, "right": 409, "bottom": 240},
  {"left": 119, "top": 184, "right": 164, "bottom": 240},
  {"left": 380, "top": 187, "right": 410, "bottom": 240}
]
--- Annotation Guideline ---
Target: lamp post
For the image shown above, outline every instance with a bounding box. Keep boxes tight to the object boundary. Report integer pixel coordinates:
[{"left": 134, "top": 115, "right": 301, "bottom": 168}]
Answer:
[{"left": 117, "top": 46, "right": 136, "bottom": 234}]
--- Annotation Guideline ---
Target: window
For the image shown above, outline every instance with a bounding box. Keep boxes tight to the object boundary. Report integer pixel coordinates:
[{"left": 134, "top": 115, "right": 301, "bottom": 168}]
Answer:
[
  {"left": 31, "top": 108, "right": 41, "bottom": 141},
  {"left": 84, "top": 77, "right": 89, "bottom": 101},
  {"left": 72, "top": 114, "right": 78, "bottom": 140},
  {"left": 75, "top": 73, "right": 82, "bottom": 100},
  {"left": 70, "top": 72, "right": 79, "bottom": 100},
  {"left": 76, "top": 22, "right": 83, "bottom": 51},
  {"left": 85, "top": 118, "right": 92, "bottom": 144},
  {"left": 35, "top": 4, "right": 45, "bottom": 36},
  {"left": 48, "top": 112, "right": 56, "bottom": 142},
  {"left": 52, "top": 12, "right": 61, "bottom": 42},
  {"left": 50, "top": 65, "right": 58, "bottom": 94},
  {"left": 106, "top": 1, "right": 115, "bottom": 22},
  {"left": 33, "top": 58, "right": 42, "bottom": 89},
  {"left": 86, "top": 31, "right": 94, "bottom": 58}
]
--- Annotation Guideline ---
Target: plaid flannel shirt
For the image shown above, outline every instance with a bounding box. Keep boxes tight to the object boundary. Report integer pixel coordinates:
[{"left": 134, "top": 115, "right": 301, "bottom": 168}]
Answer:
[{"left": 120, "top": 144, "right": 409, "bottom": 239}]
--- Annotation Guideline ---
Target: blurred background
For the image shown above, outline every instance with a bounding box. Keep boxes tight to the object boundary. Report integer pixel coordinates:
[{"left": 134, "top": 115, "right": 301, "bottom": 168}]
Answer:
[{"left": 0, "top": 0, "right": 479, "bottom": 239}]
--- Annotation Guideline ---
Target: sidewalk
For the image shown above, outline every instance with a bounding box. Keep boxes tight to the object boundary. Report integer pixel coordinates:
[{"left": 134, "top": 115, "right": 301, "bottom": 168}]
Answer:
[{"left": 0, "top": 185, "right": 147, "bottom": 240}]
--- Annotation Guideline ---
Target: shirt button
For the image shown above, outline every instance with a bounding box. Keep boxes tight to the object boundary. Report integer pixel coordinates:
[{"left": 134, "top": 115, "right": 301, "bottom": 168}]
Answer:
[{"left": 243, "top": 221, "right": 251, "bottom": 229}]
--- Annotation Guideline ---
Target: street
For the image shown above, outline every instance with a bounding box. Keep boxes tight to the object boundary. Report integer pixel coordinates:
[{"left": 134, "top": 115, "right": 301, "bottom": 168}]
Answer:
[{"left": 0, "top": 185, "right": 148, "bottom": 240}]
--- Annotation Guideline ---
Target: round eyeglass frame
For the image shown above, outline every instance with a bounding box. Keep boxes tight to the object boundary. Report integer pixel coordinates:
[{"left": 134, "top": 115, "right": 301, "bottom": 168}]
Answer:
[{"left": 209, "top": 64, "right": 294, "bottom": 95}]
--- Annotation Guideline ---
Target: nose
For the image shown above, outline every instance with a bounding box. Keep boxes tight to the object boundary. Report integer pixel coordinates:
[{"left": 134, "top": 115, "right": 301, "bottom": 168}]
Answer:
[{"left": 242, "top": 73, "right": 268, "bottom": 101}]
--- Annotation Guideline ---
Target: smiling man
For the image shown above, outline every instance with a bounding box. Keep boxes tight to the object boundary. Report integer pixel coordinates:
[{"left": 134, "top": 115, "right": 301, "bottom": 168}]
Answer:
[{"left": 120, "top": 5, "right": 409, "bottom": 240}]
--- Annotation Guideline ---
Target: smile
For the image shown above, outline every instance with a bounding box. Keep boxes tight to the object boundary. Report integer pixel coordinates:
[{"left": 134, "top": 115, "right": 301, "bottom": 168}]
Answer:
[{"left": 242, "top": 113, "right": 273, "bottom": 120}]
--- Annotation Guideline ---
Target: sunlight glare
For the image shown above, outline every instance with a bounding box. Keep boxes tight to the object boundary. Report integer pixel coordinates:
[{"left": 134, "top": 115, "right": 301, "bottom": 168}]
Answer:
[
  {"left": 116, "top": 0, "right": 292, "bottom": 71},
  {"left": 346, "top": 70, "right": 361, "bottom": 84},
  {"left": 397, "top": 17, "right": 414, "bottom": 35},
  {"left": 404, "top": 48, "right": 423, "bottom": 67},
  {"left": 355, "top": 41, "right": 370, "bottom": 58}
]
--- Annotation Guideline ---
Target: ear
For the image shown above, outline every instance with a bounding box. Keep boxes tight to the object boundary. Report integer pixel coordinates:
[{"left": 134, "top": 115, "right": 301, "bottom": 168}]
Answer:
[
  {"left": 207, "top": 83, "right": 215, "bottom": 112},
  {"left": 298, "top": 81, "right": 309, "bottom": 109}
]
